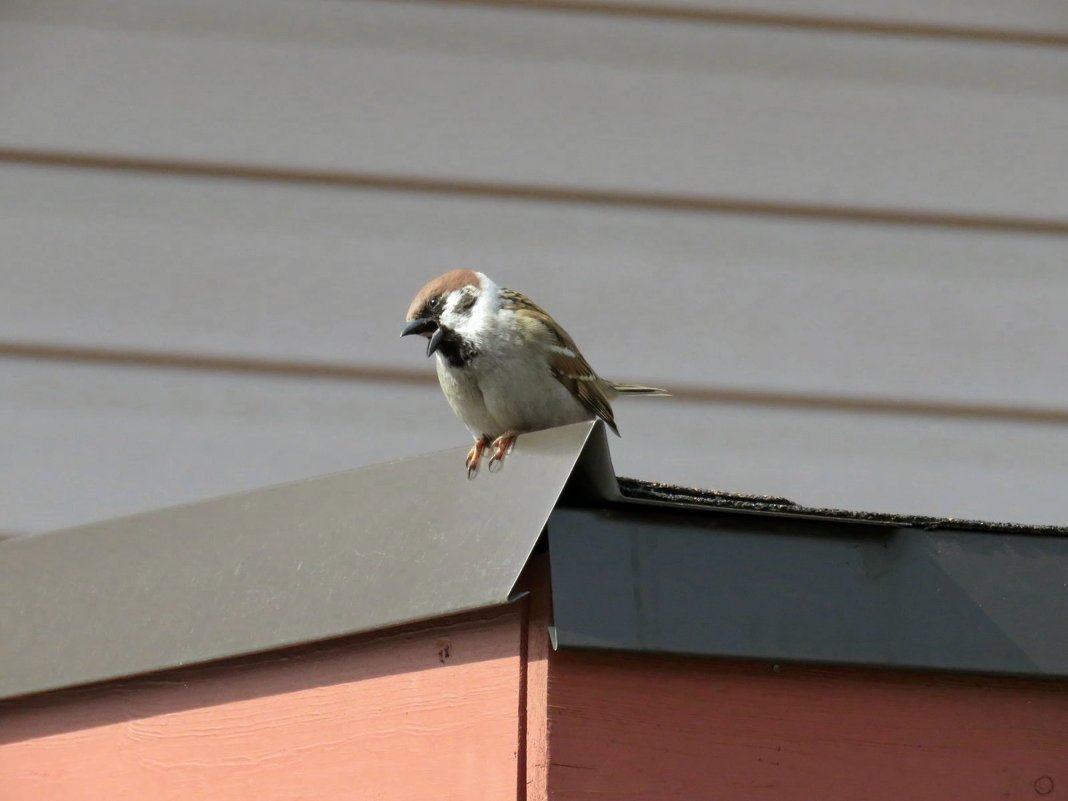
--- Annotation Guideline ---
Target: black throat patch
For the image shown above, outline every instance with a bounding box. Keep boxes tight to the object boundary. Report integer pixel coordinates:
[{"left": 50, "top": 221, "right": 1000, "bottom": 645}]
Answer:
[{"left": 435, "top": 327, "right": 479, "bottom": 368}]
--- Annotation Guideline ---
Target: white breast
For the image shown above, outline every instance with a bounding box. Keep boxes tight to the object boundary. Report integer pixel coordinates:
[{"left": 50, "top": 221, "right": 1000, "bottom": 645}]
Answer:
[
  {"left": 435, "top": 319, "right": 593, "bottom": 440},
  {"left": 433, "top": 274, "right": 596, "bottom": 439}
]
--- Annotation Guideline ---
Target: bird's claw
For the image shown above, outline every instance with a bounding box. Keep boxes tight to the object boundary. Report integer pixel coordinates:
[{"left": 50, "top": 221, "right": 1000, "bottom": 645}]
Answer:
[
  {"left": 487, "top": 433, "right": 519, "bottom": 472},
  {"left": 466, "top": 437, "right": 490, "bottom": 479}
]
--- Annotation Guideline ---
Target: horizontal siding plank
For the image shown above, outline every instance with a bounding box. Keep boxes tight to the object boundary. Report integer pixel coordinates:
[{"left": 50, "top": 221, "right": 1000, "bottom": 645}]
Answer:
[
  {"left": 1, "top": 1, "right": 1066, "bottom": 219},
  {"left": 548, "top": 651, "right": 1068, "bottom": 801},
  {"left": 4, "top": 164, "right": 1067, "bottom": 410},
  {"left": 2, "top": 613, "right": 522, "bottom": 801},
  {"left": 3, "top": 361, "right": 1067, "bottom": 532},
  {"left": 0, "top": 362, "right": 459, "bottom": 533},
  {"left": 527, "top": 0, "right": 1068, "bottom": 39},
  {"left": 6, "top": 0, "right": 1068, "bottom": 40}
]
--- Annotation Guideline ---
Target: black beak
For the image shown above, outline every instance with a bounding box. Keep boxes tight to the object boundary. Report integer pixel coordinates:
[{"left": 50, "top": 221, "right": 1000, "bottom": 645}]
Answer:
[
  {"left": 401, "top": 318, "right": 436, "bottom": 338},
  {"left": 401, "top": 318, "right": 445, "bottom": 358},
  {"left": 426, "top": 327, "right": 445, "bottom": 358}
]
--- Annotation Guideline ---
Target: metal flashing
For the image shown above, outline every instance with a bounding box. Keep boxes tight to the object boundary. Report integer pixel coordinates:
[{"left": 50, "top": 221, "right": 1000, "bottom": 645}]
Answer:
[
  {"left": 0, "top": 421, "right": 599, "bottom": 700},
  {"left": 547, "top": 506, "right": 1068, "bottom": 678}
]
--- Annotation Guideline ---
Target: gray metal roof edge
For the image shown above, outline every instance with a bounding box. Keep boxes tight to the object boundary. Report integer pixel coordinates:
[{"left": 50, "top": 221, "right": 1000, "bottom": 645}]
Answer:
[
  {"left": 0, "top": 421, "right": 602, "bottom": 701},
  {"left": 546, "top": 506, "right": 1068, "bottom": 679}
]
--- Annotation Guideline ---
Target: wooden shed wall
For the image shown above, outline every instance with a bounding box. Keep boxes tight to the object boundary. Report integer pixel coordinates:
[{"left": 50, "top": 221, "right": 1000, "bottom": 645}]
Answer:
[
  {"left": 3, "top": 0, "right": 1068, "bottom": 532},
  {"left": 2, "top": 570, "right": 1065, "bottom": 799},
  {"left": 0, "top": 609, "right": 526, "bottom": 801},
  {"left": 545, "top": 650, "right": 1068, "bottom": 800}
]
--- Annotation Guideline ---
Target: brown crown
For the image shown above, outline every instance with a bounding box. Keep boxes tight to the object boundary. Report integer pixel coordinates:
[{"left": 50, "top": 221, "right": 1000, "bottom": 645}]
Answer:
[{"left": 406, "top": 269, "right": 481, "bottom": 320}]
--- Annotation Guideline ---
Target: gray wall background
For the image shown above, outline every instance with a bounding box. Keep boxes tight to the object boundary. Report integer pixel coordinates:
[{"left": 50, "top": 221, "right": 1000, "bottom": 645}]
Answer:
[{"left": 3, "top": 0, "right": 1068, "bottom": 532}]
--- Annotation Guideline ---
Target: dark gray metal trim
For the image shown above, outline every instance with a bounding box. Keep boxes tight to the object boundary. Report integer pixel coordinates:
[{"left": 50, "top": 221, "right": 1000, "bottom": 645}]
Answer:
[
  {"left": 548, "top": 506, "right": 1068, "bottom": 678},
  {"left": 0, "top": 422, "right": 600, "bottom": 700}
]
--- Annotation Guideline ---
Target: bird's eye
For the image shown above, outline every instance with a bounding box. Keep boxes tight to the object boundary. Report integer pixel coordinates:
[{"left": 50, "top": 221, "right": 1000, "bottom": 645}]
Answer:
[{"left": 427, "top": 296, "right": 442, "bottom": 311}]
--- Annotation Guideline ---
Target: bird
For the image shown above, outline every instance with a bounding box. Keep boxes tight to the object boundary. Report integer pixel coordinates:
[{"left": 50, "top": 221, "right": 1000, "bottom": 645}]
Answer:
[{"left": 402, "top": 270, "right": 667, "bottom": 476}]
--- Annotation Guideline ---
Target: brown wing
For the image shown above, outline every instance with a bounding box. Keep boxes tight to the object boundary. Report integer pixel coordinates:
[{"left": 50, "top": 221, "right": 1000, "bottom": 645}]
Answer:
[
  {"left": 549, "top": 351, "right": 619, "bottom": 435},
  {"left": 499, "top": 288, "right": 620, "bottom": 435}
]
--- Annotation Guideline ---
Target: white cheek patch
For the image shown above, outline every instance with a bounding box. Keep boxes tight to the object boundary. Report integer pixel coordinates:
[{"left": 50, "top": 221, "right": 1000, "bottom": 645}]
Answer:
[
  {"left": 465, "top": 295, "right": 494, "bottom": 332},
  {"left": 437, "top": 275, "right": 506, "bottom": 350},
  {"left": 441, "top": 290, "right": 475, "bottom": 327},
  {"left": 456, "top": 281, "right": 499, "bottom": 336},
  {"left": 449, "top": 288, "right": 479, "bottom": 316}
]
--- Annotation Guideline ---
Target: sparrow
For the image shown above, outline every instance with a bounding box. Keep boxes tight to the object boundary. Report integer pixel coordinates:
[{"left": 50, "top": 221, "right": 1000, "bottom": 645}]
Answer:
[{"left": 402, "top": 270, "right": 667, "bottom": 475}]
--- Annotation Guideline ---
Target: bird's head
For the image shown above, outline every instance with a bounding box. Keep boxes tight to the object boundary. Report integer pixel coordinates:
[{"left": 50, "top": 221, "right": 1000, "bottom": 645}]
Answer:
[{"left": 402, "top": 269, "right": 495, "bottom": 357}]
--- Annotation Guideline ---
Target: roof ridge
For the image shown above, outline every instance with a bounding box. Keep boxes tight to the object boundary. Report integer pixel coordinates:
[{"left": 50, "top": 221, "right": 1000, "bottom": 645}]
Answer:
[{"left": 617, "top": 477, "right": 1068, "bottom": 536}]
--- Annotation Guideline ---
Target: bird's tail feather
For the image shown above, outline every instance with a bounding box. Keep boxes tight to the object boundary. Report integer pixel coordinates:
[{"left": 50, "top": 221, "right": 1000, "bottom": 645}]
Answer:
[{"left": 608, "top": 382, "right": 670, "bottom": 397}]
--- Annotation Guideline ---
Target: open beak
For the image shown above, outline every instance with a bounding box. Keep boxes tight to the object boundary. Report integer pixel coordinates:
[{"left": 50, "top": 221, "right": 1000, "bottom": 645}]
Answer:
[{"left": 401, "top": 318, "right": 444, "bottom": 358}]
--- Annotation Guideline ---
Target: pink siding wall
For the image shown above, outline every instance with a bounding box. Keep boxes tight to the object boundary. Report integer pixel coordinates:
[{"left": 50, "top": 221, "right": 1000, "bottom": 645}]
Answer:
[
  {"left": 546, "top": 650, "right": 1068, "bottom": 800},
  {"left": 4, "top": 572, "right": 1064, "bottom": 801},
  {"left": 0, "top": 609, "right": 523, "bottom": 801}
]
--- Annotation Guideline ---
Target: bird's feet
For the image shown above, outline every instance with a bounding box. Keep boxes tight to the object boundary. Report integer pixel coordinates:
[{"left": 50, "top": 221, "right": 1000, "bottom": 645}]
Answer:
[
  {"left": 487, "top": 432, "right": 520, "bottom": 472},
  {"left": 466, "top": 436, "right": 491, "bottom": 479}
]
